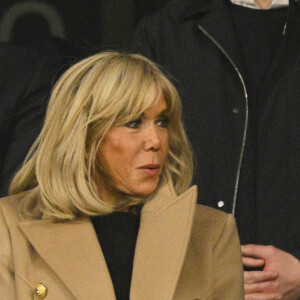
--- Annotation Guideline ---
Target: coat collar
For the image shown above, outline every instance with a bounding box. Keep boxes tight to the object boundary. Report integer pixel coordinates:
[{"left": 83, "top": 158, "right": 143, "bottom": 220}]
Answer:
[
  {"left": 18, "top": 178, "right": 197, "bottom": 300},
  {"left": 131, "top": 179, "right": 197, "bottom": 299}
]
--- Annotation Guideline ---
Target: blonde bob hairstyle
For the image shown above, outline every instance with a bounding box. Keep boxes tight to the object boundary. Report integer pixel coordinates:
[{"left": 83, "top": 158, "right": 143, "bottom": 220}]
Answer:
[{"left": 10, "top": 51, "right": 193, "bottom": 221}]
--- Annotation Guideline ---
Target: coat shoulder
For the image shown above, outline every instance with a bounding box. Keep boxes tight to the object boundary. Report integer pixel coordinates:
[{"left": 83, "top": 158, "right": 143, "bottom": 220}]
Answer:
[
  {"left": 195, "top": 203, "right": 229, "bottom": 224},
  {"left": 193, "top": 204, "right": 235, "bottom": 245},
  {"left": 0, "top": 194, "right": 22, "bottom": 213},
  {"left": 0, "top": 192, "right": 30, "bottom": 224}
]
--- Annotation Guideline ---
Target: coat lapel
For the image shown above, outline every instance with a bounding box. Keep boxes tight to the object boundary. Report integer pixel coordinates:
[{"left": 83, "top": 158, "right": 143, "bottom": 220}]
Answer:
[
  {"left": 17, "top": 177, "right": 197, "bottom": 300},
  {"left": 130, "top": 179, "right": 198, "bottom": 300},
  {"left": 18, "top": 217, "right": 116, "bottom": 299}
]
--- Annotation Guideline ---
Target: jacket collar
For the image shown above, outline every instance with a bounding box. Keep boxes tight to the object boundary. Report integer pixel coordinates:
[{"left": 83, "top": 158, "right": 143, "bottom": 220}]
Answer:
[
  {"left": 182, "top": 0, "right": 299, "bottom": 74},
  {"left": 18, "top": 177, "right": 197, "bottom": 300},
  {"left": 181, "top": 0, "right": 212, "bottom": 19}
]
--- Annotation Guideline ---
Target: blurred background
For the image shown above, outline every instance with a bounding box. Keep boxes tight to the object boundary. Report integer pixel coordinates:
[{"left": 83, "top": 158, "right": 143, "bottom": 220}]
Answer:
[{"left": 0, "top": 0, "right": 170, "bottom": 70}]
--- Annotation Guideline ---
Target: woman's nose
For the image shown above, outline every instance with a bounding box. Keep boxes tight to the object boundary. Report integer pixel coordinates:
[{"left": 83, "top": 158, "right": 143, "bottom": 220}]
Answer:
[{"left": 144, "top": 126, "right": 161, "bottom": 151}]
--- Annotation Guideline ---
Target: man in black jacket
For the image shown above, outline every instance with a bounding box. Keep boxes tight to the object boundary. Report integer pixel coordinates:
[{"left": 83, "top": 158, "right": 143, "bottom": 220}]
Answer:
[
  {"left": 0, "top": 44, "right": 55, "bottom": 197},
  {"left": 132, "top": 0, "right": 300, "bottom": 298}
]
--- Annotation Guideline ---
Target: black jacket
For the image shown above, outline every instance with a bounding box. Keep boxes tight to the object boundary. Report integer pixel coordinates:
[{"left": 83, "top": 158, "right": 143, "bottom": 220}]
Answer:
[
  {"left": 0, "top": 45, "right": 55, "bottom": 197},
  {"left": 132, "top": 0, "right": 300, "bottom": 258}
]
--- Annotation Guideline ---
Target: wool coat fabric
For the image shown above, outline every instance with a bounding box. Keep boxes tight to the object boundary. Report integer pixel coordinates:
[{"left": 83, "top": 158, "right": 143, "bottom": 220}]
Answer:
[
  {"left": 0, "top": 178, "right": 244, "bottom": 299},
  {"left": 131, "top": 0, "right": 300, "bottom": 259}
]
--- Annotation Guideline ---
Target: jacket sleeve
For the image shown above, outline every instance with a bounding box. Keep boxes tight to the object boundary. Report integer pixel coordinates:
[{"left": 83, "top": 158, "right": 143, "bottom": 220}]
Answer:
[
  {"left": 0, "top": 205, "right": 17, "bottom": 300},
  {"left": 212, "top": 214, "right": 244, "bottom": 300}
]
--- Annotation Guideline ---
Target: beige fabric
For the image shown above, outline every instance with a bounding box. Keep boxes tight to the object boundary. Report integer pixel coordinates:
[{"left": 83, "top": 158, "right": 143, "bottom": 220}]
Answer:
[{"left": 0, "top": 179, "right": 244, "bottom": 299}]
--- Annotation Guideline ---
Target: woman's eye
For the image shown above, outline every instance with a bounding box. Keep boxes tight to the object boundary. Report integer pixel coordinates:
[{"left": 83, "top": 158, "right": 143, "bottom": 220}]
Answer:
[
  {"left": 157, "top": 116, "right": 170, "bottom": 128},
  {"left": 124, "top": 119, "right": 141, "bottom": 129}
]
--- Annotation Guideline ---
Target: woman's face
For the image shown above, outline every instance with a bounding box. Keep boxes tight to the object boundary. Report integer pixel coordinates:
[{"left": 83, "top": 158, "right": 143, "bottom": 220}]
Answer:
[{"left": 96, "top": 97, "right": 169, "bottom": 205}]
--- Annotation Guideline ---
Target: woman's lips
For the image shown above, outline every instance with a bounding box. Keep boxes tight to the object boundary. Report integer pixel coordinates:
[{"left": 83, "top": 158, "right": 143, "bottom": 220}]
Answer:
[{"left": 139, "top": 164, "right": 161, "bottom": 176}]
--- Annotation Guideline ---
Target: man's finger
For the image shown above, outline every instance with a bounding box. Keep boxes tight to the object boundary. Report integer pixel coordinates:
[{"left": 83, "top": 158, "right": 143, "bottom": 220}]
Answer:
[
  {"left": 244, "top": 271, "right": 278, "bottom": 284},
  {"left": 244, "top": 280, "right": 279, "bottom": 294},
  {"left": 242, "top": 244, "right": 276, "bottom": 259},
  {"left": 243, "top": 256, "right": 265, "bottom": 267},
  {"left": 245, "top": 293, "right": 283, "bottom": 300}
]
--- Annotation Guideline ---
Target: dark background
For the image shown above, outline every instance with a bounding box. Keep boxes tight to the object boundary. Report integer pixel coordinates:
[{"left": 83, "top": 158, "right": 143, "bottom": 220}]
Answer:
[{"left": 0, "top": 0, "right": 169, "bottom": 66}]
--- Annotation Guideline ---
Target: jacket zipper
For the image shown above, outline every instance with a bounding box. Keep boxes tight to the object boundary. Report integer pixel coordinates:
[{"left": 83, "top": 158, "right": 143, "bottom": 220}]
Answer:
[{"left": 198, "top": 25, "right": 249, "bottom": 215}]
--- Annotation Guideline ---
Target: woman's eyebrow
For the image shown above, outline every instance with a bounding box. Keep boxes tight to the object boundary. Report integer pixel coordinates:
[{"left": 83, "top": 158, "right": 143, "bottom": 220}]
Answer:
[{"left": 158, "top": 109, "right": 169, "bottom": 115}]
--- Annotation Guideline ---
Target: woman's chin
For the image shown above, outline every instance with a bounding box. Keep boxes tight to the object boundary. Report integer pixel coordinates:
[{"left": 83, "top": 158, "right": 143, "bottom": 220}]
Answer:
[{"left": 131, "top": 183, "right": 159, "bottom": 198}]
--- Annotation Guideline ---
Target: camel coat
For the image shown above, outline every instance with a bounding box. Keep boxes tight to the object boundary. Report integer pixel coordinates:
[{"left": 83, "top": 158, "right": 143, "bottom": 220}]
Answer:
[{"left": 0, "top": 179, "right": 244, "bottom": 300}]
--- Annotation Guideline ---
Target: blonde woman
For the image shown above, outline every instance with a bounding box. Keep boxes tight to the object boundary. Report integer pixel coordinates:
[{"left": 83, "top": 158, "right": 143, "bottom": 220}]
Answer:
[{"left": 0, "top": 52, "right": 243, "bottom": 299}]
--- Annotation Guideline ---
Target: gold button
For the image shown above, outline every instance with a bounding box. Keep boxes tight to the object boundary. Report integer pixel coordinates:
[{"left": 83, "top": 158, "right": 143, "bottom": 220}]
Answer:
[{"left": 34, "top": 283, "right": 48, "bottom": 299}]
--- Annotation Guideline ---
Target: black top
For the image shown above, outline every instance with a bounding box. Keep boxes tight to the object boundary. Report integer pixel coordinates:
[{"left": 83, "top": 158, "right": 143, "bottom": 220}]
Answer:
[
  {"left": 230, "top": 4, "right": 288, "bottom": 245},
  {"left": 91, "top": 212, "right": 140, "bottom": 300}
]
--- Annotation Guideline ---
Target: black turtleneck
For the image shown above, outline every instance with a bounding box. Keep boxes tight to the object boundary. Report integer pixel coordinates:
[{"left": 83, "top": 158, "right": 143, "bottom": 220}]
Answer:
[{"left": 91, "top": 212, "right": 140, "bottom": 300}]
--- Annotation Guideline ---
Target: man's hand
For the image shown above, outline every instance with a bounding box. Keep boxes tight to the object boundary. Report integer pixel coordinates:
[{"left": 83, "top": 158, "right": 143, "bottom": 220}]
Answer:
[{"left": 242, "top": 244, "right": 300, "bottom": 300}]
